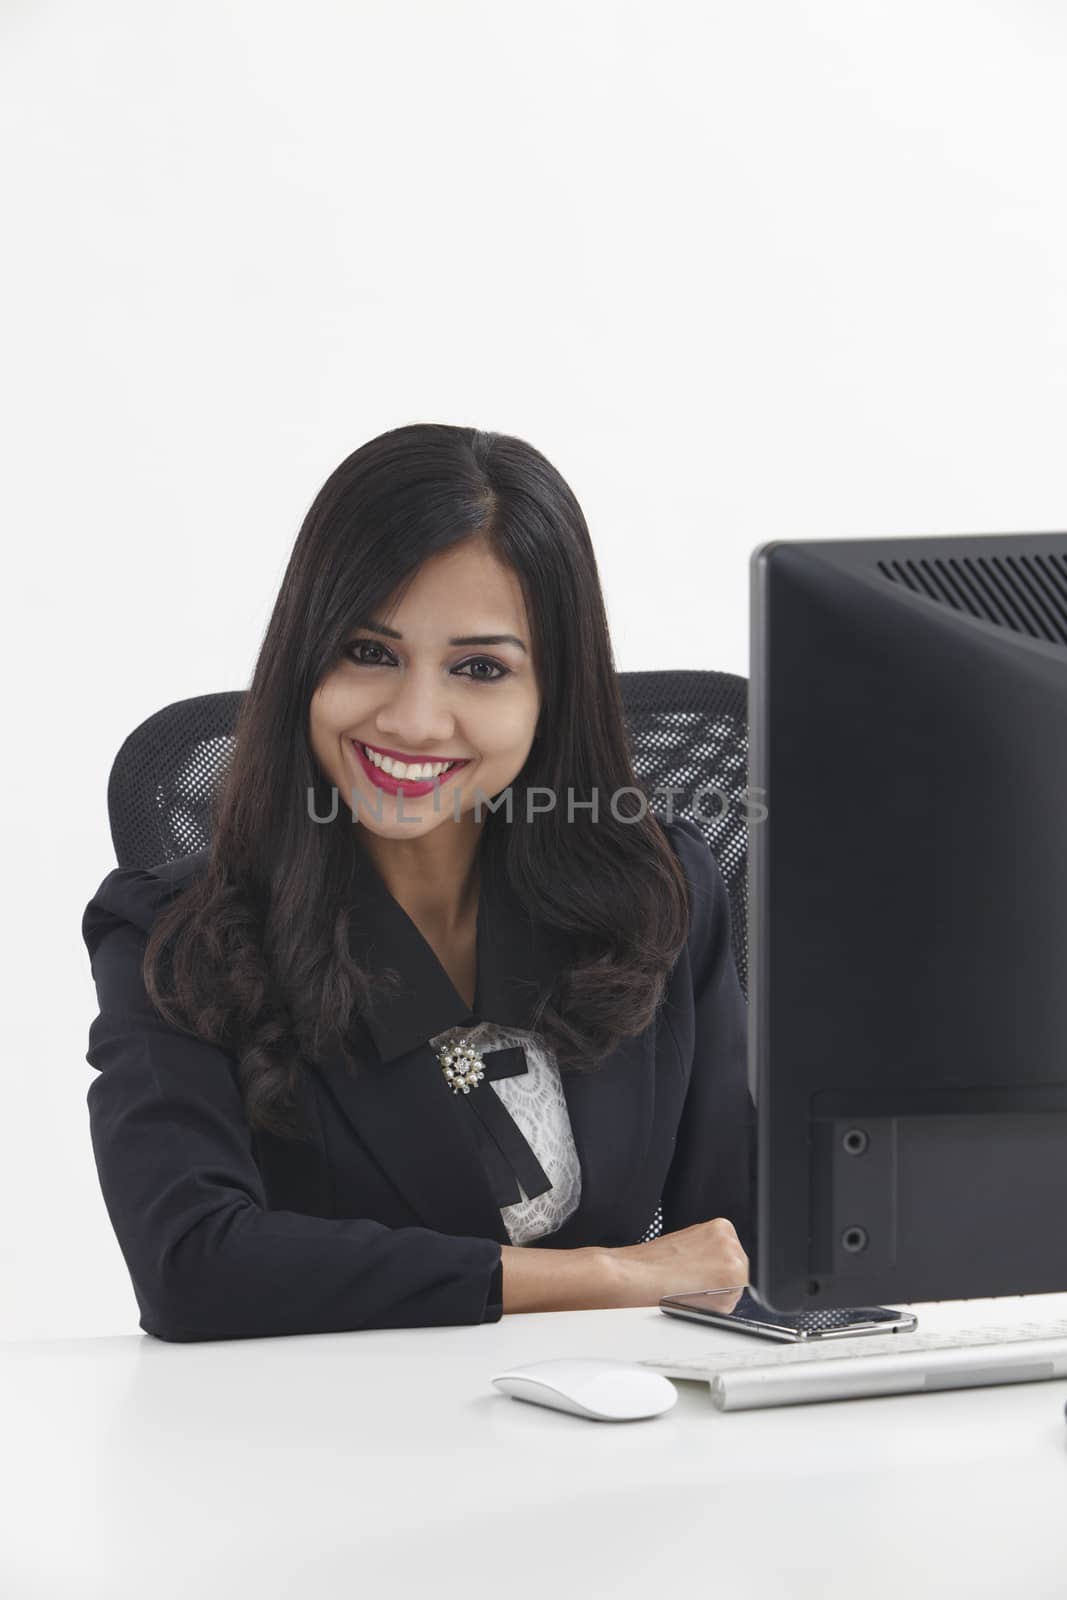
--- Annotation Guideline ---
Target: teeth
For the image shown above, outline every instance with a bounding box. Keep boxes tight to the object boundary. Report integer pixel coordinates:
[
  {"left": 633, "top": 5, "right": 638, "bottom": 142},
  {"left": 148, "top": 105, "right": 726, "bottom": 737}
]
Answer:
[{"left": 361, "top": 744, "right": 457, "bottom": 781}]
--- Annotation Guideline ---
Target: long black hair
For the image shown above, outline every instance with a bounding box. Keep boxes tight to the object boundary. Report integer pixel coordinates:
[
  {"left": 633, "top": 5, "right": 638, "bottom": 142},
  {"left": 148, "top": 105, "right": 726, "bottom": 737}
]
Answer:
[{"left": 143, "top": 424, "right": 691, "bottom": 1139}]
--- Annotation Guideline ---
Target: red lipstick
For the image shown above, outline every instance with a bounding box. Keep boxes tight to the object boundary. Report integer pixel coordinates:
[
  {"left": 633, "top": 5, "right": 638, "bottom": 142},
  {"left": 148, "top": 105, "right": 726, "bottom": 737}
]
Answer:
[{"left": 349, "top": 740, "right": 471, "bottom": 798}]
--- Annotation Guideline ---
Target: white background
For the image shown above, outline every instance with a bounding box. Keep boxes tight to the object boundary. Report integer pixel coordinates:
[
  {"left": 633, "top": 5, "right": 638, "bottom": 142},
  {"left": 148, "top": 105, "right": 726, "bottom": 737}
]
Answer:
[{"left": 2, "top": 0, "right": 1065, "bottom": 1339}]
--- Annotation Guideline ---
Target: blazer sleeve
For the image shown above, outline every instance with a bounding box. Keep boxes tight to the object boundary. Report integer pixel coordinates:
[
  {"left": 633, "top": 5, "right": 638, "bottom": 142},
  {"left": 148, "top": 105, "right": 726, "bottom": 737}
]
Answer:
[
  {"left": 82, "top": 865, "right": 504, "bottom": 1343},
  {"left": 658, "top": 819, "right": 758, "bottom": 1273}
]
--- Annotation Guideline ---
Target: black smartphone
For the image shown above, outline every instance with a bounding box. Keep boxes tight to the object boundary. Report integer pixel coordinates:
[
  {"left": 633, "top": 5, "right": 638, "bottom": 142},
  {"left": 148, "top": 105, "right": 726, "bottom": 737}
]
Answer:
[{"left": 658, "top": 1286, "right": 918, "bottom": 1342}]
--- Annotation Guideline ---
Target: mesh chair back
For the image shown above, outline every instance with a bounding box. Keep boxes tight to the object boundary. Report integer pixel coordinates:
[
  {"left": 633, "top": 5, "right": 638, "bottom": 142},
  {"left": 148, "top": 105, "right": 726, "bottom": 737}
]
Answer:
[
  {"left": 106, "top": 669, "right": 749, "bottom": 992},
  {"left": 617, "top": 669, "right": 748, "bottom": 994}
]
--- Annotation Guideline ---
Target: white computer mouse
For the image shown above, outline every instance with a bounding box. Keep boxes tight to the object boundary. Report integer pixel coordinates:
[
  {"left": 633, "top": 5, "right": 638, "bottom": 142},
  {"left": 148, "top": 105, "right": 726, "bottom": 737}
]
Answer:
[{"left": 490, "top": 1357, "right": 678, "bottom": 1421}]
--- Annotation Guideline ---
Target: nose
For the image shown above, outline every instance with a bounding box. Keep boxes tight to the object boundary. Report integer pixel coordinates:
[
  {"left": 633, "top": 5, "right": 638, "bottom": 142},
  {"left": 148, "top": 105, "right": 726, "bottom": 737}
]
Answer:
[{"left": 374, "top": 663, "right": 457, "bottom": 750}]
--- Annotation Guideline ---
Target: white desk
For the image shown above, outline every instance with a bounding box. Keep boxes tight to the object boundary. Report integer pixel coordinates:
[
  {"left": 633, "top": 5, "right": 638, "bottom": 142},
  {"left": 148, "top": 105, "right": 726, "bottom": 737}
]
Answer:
[{"left": 4, "top": 1292, "right": 1067, "bottom": 1600}]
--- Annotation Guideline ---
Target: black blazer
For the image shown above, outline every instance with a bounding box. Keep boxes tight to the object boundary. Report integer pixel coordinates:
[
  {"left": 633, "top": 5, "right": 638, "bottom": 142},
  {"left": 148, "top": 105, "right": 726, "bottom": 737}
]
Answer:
[{"left": 81, "top": 816, "right": 755, "bottom": 1342}]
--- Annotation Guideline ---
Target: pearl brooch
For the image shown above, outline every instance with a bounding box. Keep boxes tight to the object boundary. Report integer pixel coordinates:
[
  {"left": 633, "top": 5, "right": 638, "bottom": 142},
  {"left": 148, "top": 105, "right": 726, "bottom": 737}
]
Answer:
[{"left": 435, "top": 1035, "right": 486, "bottom": 1094}]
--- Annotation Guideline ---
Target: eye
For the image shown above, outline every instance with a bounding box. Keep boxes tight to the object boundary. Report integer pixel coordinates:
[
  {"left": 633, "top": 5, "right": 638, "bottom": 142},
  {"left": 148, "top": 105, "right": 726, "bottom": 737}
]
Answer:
[
  {"left": 344, "top": 640, "right": 511, "bottom": 682},
  {"left": 454, "top": 658, "right": 511, "bottom": 683},
  {"left": 346, "top": 640, "right": 394, "bottom": 667}
]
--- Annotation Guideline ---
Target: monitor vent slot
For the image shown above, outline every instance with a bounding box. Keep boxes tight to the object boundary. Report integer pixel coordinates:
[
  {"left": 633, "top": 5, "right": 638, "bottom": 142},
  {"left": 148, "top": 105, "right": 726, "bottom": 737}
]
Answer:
[{"left": 876, "top": 552, "right": 1067, "bottom": 647}]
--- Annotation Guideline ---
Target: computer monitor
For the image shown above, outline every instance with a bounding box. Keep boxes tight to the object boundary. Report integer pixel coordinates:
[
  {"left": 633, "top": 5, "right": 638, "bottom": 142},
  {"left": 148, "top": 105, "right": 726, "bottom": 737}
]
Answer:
[{"left": 748, "top": 531, "right": 1067, "bottom": 1312}]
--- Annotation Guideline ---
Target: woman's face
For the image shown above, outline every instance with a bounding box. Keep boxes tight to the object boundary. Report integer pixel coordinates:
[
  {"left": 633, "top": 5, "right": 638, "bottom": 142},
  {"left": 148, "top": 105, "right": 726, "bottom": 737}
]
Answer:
[{"left": 310, "top": 538, "right": 541, "bottom": 839}]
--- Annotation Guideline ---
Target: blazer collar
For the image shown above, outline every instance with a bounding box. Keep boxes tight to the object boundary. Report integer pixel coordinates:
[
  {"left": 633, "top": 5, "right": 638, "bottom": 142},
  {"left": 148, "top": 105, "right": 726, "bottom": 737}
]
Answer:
[
  {"left": 348, "top": 823, "right": 568, "bottom": 1064},
  {"left": 308, "top": 825, "right": 660, "bottom": 1249}
]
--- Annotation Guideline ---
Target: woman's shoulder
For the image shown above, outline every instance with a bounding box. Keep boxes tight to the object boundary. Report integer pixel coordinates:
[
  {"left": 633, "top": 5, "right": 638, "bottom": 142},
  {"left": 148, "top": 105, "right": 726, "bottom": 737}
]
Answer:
[
  {"left": 82, "top": 846, "right": 212, "bottom": 958},
  {"left": 660, "top": 815, "right": 724, "bottom": 886},
  {"left": 661, "top": 815, "right": 708, "bottom": 857},
  {"left": 658, "top": 815, "right": 730, "bottom": 942}
]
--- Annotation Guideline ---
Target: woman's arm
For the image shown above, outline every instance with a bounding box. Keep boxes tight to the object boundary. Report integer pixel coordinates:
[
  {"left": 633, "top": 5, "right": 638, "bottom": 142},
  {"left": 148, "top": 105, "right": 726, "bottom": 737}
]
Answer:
[
  {"left": 500, "top": 1223, "right": 748, "bottom": 1313},
  {"left": 498, "top": 1243, "right": 618, "bottom": 1312},
  {"left": 85, "top": 918, "right": 505, "bottom": 1342}
]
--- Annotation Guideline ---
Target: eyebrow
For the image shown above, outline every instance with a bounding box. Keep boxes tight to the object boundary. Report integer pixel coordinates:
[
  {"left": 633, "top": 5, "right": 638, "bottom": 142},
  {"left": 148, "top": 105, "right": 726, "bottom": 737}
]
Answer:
[{"left": 362, "top": 619, "right": 528, "bottom": 653}]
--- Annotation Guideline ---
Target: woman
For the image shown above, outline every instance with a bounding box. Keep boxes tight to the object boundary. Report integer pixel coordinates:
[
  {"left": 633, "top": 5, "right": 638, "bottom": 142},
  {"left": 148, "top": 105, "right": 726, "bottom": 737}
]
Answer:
[{"left": 82, "top": 423, "right": 754, "bottom": 1342}]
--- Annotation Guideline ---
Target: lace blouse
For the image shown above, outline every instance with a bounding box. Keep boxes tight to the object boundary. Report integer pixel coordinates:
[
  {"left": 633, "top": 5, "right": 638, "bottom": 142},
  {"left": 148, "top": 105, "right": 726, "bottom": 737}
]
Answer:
[{"left": 428, "top": 1018, "right": 582, "bottom": 1245}]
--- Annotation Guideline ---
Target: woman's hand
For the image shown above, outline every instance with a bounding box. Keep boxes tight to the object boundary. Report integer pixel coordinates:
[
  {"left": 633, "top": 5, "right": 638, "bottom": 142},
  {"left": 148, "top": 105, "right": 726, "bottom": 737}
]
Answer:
[{"left": 600, "top": 1217, "right": 749, "bottom": 1310}]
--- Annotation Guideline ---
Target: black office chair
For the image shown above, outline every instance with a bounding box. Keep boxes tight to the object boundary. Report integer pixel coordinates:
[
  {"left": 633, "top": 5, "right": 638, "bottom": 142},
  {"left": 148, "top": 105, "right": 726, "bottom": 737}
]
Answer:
[{"left": 104, "top": 670, "right": 750, "bottom": 1247}]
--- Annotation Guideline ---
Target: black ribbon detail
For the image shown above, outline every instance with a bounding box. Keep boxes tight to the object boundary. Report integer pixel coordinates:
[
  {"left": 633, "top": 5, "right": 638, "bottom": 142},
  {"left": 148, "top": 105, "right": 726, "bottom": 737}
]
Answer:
[{"left": 453, "top": 1043, "right": 553, "bottom": 1208}]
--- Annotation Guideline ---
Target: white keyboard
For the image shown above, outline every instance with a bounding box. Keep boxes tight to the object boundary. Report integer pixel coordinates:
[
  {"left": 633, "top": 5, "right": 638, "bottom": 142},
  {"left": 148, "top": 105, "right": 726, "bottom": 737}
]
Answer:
[{"left": 639, "top": 1319, "right": 1067, "bottom": 1410}]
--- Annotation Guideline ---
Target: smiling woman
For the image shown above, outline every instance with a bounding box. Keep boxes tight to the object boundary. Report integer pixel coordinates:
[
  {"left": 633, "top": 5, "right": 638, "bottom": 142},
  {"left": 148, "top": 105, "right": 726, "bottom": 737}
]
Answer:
[
  {"left": 80, "top": 423, "right": 754, "bottom": 1342},
  {"left": 308, "top": 533, "right": 543, "bottom": 910}
]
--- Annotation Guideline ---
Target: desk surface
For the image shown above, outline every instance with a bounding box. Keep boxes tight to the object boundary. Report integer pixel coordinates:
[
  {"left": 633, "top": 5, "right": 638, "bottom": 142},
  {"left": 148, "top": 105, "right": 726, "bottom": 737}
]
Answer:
[{"left": 4, "top": 1292, "right": 1067, "bottom": 1600}]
